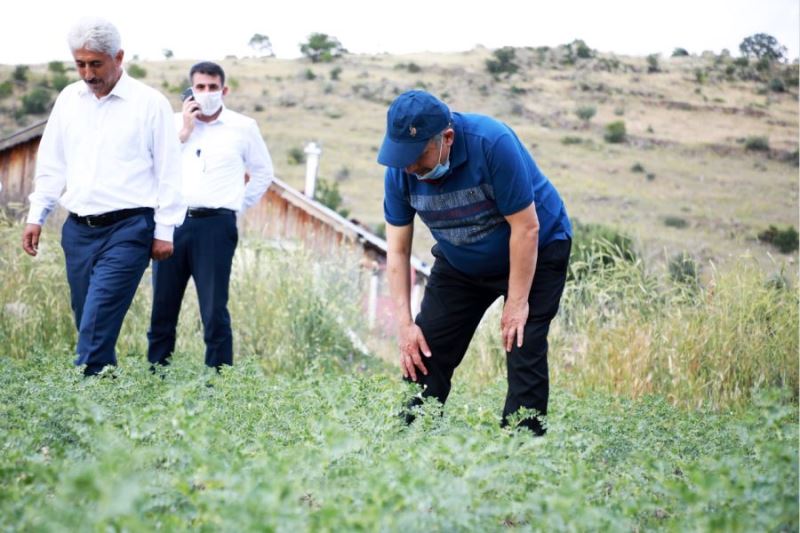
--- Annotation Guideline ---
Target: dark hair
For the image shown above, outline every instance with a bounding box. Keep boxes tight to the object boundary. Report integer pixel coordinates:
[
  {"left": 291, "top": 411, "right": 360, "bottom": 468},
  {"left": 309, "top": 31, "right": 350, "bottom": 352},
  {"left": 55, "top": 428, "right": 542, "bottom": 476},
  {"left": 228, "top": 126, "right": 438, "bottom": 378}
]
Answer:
[{"left": 189, "top": 61, "right": 225, "bottom": 86}]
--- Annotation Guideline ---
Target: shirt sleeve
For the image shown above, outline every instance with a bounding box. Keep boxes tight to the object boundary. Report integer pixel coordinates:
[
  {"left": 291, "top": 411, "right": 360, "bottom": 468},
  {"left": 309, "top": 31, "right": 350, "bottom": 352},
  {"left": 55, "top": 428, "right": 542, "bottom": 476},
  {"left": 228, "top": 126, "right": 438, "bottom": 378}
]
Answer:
[
  {"left": 383, "top": 167, "right": 415, "bottom": 226},
  {"left": 150, "top": 96, "right": 186, "bottom": 241},
  {"left": 486, "top": 132, "right": 535, "bottom": 216},
  {"left": 240, "top": 120, "right": 274, "bottom": 211},
  {"left": 26, "top": 94, "right": 67, "bottom": 226}
]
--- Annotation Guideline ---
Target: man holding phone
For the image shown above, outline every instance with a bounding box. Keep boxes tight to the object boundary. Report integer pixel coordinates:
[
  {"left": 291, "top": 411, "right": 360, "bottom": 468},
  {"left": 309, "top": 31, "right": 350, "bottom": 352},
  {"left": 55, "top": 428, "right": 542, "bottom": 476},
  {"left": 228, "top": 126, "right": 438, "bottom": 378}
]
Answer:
[{"left": 147, "top": 61, "right": 274, "bottom": 370}]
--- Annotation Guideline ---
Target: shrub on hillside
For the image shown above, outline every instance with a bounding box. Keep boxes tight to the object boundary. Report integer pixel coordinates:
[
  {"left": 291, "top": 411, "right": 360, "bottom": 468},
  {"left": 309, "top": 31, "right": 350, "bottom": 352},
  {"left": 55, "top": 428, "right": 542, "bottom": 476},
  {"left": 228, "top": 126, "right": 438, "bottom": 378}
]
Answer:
[
  {"left": 744, "top": 136, "right": 770, "bottom": 151},
  {"left": 575, "top": 105, "right": 596, "bottom": 122},
  {"left": 330, "top": 66, "right": 342, "bottom": 81},
  {"left": 631, "top": 162, "right": 645, "bottom": 173},
  {"left": 0, "top": 81, "right": 12, "bottom": 99},
  {"left": 669, "top": 252, "right": 699, "bottom": 287},
  {"left": 51, "top": 74, "right": 71, "bottom": 92},
  {"left": 314, "top": 178, "right": 349, "bottom": 218},
  {"left": 671, "top": 48, "right": 690, "bottom": 57},
  {"left": 21, "top": 87, "right": 51, "bottom": 114},
  {"left": 12, "top": 65, "right": 28, "bottom": 83},
  {"left": 664, "top": 216, "right": 688, "bottom": 229},
  {"left": 604, "top": 121, "right": 627, "bottom": 143},
  {"left": 485, "top": 47, "right": 518, "bottom": 77},
  {"left": 758, "top": 225, "right": 799, "bottom": 253},
  {"left": 769, "top": 78, "right": 785, "bottom": 92},
  {"left": 127, "top": 64, "right": 147, "bottom": 79},
  {"left": 47, "top": 61, "right": 65, "bottom": 74},
  {"left": 646, "top": 54, "right": 660, "bottom": 73},
  {"left": 287, "top": 147, "right": 305, "bottom": 165},
  {"left": 568, "top": 220, "right": 638, "bottom": 281}
]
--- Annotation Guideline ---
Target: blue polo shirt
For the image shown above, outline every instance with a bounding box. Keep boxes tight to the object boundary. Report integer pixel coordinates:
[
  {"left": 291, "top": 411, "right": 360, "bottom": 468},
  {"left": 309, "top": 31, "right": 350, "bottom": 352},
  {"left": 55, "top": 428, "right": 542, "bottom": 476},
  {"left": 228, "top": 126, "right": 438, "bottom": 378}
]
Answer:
[{"left": 384, "top": 112, "right": 571, "bottom": 277}]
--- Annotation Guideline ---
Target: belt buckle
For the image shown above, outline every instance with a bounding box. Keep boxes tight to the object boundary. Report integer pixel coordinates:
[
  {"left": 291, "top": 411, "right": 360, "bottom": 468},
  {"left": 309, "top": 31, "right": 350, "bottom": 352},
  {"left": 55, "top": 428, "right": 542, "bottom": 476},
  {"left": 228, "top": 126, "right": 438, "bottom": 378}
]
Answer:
[{"left": 85, "top": 215, "right": 98, "bottom": 228}]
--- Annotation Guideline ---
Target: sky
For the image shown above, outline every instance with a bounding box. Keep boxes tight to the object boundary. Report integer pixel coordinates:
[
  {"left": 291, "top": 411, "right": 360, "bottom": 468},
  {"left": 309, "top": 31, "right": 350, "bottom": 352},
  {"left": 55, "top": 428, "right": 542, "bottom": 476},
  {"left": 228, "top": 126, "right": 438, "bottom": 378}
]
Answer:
[{"left": 2, "top": 0, "right": 798, "bottom": 65}]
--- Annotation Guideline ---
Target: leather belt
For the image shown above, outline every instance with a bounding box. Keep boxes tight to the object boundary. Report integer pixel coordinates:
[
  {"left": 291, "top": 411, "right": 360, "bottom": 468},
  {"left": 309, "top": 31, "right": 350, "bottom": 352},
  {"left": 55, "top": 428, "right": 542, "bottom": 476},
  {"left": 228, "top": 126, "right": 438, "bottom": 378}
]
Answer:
[
  {"left": 69, "top": 207, "right": 153, "bottom": 228},
  {"left": 186, "top": 207, "right": 235, "bottom": 218}
]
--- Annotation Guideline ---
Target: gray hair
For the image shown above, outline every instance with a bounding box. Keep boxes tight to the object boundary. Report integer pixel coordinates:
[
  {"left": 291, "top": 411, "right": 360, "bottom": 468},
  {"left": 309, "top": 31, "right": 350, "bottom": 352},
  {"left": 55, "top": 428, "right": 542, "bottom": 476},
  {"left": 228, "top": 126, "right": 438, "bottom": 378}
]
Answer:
[{"left": 67, "top": 17, "right": 121, "bottom": 56}]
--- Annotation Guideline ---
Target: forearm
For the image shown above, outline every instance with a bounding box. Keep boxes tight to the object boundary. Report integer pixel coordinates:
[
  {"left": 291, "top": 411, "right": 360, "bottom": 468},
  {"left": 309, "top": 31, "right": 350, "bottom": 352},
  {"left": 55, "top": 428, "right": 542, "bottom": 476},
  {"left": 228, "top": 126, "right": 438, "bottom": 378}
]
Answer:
[
  {"left": 387, "top": 249, "right": 413, "bottom": 327},
  {"left": 507, "top": 223, "right": 538, "bottom": 304}
]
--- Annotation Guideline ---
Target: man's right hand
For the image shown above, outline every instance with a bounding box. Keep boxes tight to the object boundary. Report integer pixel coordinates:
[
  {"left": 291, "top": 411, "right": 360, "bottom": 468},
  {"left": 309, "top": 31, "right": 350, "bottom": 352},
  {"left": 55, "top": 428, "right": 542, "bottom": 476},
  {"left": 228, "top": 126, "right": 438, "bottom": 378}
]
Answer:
[
  {"left": 398, "top": 322, "right": 432, "bottom": 382},
  {"left": 22, "top": 223, "right": 42, "bottom": 256},
  {"left": 178, "top": 97, "right": 201, "bottom": 143}
]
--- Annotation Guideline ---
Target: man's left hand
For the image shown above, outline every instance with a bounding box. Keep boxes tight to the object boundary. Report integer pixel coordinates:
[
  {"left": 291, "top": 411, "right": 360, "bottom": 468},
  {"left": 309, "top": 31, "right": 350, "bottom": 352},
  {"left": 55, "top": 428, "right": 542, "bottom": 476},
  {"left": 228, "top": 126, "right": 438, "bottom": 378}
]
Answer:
[
  {"left": 501, "top": 299, "right": 529, "bottom": 352},
  {"left": 151, "top": 239, "right": 173, "bottom": 261}
]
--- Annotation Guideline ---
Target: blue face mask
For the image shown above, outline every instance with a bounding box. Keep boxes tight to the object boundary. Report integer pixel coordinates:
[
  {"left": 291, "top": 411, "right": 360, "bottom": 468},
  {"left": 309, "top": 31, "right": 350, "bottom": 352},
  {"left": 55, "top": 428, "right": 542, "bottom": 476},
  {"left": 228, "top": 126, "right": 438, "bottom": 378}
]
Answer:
[{"left": 415, "top": 138, "right": 450, "bottom": 181}]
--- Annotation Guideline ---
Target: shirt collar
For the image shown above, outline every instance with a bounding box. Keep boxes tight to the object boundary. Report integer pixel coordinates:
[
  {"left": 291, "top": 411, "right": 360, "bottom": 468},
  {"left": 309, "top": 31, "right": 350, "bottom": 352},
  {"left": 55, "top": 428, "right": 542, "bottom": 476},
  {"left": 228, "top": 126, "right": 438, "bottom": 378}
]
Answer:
[
  {"left": 200, "top": 105, "right": 229, "bottom": 125},
  {"left": 77, "top": 69, "right": 132, "bottom": 100}
]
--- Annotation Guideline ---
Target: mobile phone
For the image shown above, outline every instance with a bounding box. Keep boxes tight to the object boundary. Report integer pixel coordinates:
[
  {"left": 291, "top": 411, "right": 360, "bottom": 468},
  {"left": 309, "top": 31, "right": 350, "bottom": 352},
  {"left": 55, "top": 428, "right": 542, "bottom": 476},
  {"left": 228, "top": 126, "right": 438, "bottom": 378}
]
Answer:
[{"left": 181, "top": 87, "right": 194, "bottom": 101}]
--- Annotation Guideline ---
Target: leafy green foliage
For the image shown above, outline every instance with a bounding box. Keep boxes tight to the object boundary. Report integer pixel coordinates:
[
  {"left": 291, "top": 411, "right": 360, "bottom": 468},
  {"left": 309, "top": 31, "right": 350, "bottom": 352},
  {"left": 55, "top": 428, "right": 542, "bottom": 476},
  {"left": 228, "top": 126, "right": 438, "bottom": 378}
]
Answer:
[
  {"left": 664, "top": 215, "right": 689, "bottom": 229},
  {"left": 744, "top": 136, "right": 770, "bottom": 151},
  {"left": 20, "top": 87, "right": 51, "bottom": 114},
  {"left": 127, "top": 64, "right": 147, "bottom": 79},
  {"left": 47, "top": 60, "right": 65, "bottom": 74},
  {"left": 300, "top": 33, "right": 347, "bottom": 63},
  {"left": 604, "top": 120, "right": 627, "bottom": 143},
  {"left": 669, "top": 252, "right": 699, "bottom": 286},
  {"left": 12, "top": 65, "right": 28, "bottom": 83},
  {"left": 315, "top": 177, "right": 349, "bottom": 218},
  {"left": 485, "top": 47, "right": 518, "bottom": 77},
  {"left": 0, "top": 80, "right": 12, "bottom": 99},
  {"left": 672, "top": 48, "right": 690, "bottom": 57},
  {"left": 287, "top": 146, "right": 305, "bottom": 165},
  {"left": 739, "top": 33, "right": 787, "bottom": 62},
  {"left": 646, "top": 54, "right": 661, "bottom": 73},
  {"left": 575, "top": 105, "right": 596, "bottom": 122},
  {"left": 758, "top": 225, "right": 799, "bottom": 253},
  {"left": 568, "top": 220, "right": 638, "bottom": 281},
  {"left": 249, "top": 33, "right": 274, "bottom": 57}
]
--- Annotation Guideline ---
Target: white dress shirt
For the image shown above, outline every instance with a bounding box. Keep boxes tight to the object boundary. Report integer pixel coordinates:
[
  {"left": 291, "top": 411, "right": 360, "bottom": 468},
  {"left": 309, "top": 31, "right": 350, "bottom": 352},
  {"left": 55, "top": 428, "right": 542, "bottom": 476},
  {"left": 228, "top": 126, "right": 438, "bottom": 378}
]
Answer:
[
  {"left": 27, "top": 71, "right": 185, "bottom": 241},
  {"left": 177, "top": 107, "right": 273, "bottom": 211}
]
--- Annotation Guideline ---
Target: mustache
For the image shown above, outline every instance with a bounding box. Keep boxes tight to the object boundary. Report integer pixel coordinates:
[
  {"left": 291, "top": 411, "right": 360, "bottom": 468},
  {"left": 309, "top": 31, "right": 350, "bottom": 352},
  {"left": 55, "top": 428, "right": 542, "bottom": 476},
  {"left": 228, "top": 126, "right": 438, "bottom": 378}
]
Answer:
[{"left": 83, "top": 78, "right": 101, "bottom": 85}]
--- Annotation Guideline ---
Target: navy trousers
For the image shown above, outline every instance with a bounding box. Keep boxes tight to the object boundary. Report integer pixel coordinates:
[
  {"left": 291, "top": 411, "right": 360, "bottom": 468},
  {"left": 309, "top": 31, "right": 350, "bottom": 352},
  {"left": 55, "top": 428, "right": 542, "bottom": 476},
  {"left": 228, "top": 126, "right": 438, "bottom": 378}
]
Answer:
[
  {"left": 147, "top": 212, "right": 238, "bottom": 368},
  {"left": 61, "top": 212, "right": 154, "bottom": 375},
  {"left": 407, "top": 238, "right": 571, "bottom": 435}
]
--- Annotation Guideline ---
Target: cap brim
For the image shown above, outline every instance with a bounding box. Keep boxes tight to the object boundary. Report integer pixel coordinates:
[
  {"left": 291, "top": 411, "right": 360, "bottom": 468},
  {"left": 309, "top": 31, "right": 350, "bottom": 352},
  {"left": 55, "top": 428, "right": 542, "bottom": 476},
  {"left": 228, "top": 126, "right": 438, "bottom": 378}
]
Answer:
[{"left": 377, "top": 135, "right": 429, "bottom": 168}]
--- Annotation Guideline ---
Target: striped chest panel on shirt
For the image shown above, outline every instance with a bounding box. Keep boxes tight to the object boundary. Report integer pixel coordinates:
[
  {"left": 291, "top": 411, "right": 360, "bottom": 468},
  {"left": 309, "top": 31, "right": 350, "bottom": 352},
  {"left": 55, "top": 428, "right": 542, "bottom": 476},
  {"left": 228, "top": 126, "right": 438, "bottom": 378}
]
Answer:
[{"left": 409, "top": 183, "right": 506, "bottom": 245}]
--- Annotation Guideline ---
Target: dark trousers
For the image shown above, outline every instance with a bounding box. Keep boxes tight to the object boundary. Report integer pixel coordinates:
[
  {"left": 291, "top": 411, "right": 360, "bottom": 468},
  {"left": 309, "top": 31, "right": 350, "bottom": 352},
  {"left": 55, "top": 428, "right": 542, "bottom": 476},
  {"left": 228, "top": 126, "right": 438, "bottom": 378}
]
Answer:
[
  {"left": 147, "top": 212, "right": 238, "bottom": 368},
  {"left": 408, "top": 238, "right": 571, "bottom": 435},
  {"left": 61, "top": 213, "right": 154, "bottom": 375}
]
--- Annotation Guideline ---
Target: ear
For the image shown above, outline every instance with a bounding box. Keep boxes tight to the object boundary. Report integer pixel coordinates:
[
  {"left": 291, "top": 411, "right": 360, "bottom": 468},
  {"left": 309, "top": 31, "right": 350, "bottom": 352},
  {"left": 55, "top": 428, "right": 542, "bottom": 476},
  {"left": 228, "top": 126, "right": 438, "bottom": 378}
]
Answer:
[
  {"left": 222, "top": 86, "right": 230, "bottom": 97},
  {"left": 115, "top": 49, "right": 125, "bottom": 65},
  {"left": 443, "top": 127, "right": 455, "bottom": 146}
]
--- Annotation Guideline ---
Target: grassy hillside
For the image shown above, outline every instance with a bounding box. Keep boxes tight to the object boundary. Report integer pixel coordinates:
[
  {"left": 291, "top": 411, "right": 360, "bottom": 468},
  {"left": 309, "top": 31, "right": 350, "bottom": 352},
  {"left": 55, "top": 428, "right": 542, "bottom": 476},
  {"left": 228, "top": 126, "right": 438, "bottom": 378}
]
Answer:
[{"left": 1, "top": 46, "right": 797, "bottom": 270}]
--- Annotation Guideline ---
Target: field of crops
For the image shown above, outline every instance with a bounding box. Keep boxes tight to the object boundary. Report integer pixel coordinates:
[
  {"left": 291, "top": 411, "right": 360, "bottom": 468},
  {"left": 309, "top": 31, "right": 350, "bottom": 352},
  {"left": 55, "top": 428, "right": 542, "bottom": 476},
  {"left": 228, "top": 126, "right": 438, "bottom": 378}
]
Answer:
[{"left": 1, "top": 222, "right": 797, "bottom": 531}]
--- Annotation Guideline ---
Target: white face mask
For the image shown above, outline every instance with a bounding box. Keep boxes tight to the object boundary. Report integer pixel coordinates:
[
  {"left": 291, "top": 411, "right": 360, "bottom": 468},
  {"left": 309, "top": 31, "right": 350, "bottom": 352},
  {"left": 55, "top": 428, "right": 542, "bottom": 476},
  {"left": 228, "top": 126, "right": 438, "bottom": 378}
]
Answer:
[{"left": 193, "top": 90, "right": 223, "bottom": 116}]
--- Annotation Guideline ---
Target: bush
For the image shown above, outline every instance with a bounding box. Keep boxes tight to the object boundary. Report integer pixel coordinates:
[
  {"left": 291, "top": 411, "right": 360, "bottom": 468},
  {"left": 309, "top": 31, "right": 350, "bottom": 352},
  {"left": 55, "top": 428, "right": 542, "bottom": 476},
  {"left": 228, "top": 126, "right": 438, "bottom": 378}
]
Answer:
[
  {"left": 485, "top": 47, "right": 518, "bottom": 76},
  {"left": 664, "top": 216, "right": 688, "bottom": 229},
  {"left": 568, "top": 220, "right": 638, "bottom": 281},
  {"left": 51, "top": 74, "right": 71, "bottom": 92},
  {"left": 671, "top": 48, "right": 690, "bottom": 57},
  {"left": 739, "top": 33, "right": 787, "bottom": 62},
  {"left": 12, "top": 65, "right": 28, "bottom": 83},
  {"left": 127, "top": 64, "right": 147, "bottom": 79},
  {"left": 47, "top": 61, "right": 65, "bottom": 74},
  {"left": 631, "top": 162, "right": 645, "bottom": 173},
  {"left": 21, "top": 87, "right": 51, "bottom": 114},
  {"left": 406, "top": 62, "right": 421, "bottom": 73},
  {"left": 0, "top": 81, "right": 12, "bottom": 99},
  {"left": 669, "top": 252, "right": 699, "bottom": 286},
  {"left": 314, "top": 178, "right": 349, "bottom": 218},
  {"left": 561, "top": 136, "right": 584, "bottom": 145},
  {"left": 758, "top": 225, "right": 799, "bottom": 253},
  {"left": 744, "top": 136, "right": 770, "bottom": 151},
  {"left": 769, "top": 78, "right": 785, "bottom": 92},
  {"left": 330, "top": 66, "right": 342, "bottom": 81},
  {"left": 304, "top": 69, "right": 316, "bottom": 80},
  {"left": 646, "top": 54, "right": 660, "bottom": 73},
  {"left": 575, "top": 105, "right": 596, "bottom": 122},
  {"left": 604, "top": 121, "right": 627, "bottom": 143},
  {"left": 287, "top": 147, "right": 306, "bottom": 165}
]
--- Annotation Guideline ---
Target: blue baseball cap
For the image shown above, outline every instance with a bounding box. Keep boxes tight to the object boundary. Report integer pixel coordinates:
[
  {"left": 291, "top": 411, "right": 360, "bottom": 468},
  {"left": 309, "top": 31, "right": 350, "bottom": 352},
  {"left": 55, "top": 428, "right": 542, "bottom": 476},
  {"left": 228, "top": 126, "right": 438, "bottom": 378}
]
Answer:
[{"left": 377, "top": 90, "right": 451, "bottom": 168}]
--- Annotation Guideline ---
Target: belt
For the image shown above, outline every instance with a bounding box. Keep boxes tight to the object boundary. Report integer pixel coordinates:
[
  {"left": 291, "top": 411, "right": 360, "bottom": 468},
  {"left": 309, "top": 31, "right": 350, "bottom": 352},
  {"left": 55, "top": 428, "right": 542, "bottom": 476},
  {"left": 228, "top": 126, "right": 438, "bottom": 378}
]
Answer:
[
  {"left": 186, "top": 207, "right": 235, "bottom": 218},
  {"left": 69, "top": 207, "right": 153, "bottom": 228}
]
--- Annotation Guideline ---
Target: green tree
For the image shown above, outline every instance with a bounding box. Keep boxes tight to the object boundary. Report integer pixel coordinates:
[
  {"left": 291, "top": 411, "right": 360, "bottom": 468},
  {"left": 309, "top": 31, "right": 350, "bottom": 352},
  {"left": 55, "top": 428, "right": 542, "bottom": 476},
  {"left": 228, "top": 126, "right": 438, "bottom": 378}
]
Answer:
[
  {"left": 314, "top": 178, "right": 349, "bottom": 218},
  {"left": 162, "top": 49, "right": 174, "bottom": 60},
  {"left": 671, "top": 48, "right": 690, "bottom": 57},
  {"left": 248, "top": 33, "right": 274, "bottom": 57},
  {"left": 485, "top": 47, "right": 518, "bottom": 76},
  {"left": 739, "top": 33, "right": 787, "bottom": 62},
  {"left": 127, "top": 64, "right": 147, "bottom": 79},
  {"left": 300, "top": 33, "right": 346, "bottom": 63},
  {"left": 12, "top": 65, "right": 29, "bottom": 83},
  {"left": 646, "top": 54, "right": 661, "bottom": 73},
  {"left": 21, "top": 87, "right": 51, "bottom": 114},
  {"left": 47, "top": 60, "right": 65, "bottom": 74}
]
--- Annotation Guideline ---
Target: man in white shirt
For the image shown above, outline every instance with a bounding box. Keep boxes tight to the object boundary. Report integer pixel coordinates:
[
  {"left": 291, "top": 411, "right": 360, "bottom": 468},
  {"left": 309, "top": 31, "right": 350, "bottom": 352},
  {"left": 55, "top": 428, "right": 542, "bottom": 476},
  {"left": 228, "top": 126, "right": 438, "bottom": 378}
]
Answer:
[
  {"left": 21, "top": 17, "right": 184, "bottom": 376},
  {"left": 147, "top": 61, "right": 274, "bottom": 369}
]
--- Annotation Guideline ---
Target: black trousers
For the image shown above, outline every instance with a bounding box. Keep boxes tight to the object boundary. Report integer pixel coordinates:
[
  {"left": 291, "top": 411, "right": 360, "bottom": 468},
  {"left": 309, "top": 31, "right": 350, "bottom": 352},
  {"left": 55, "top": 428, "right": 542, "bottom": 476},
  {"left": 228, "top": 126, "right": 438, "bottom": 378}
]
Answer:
[
  {"left": 147, "top": 212, "right": 238, "bottom": 368},
  {"left": 407, "top": 238, "right": 571, "bottom": 435}
]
